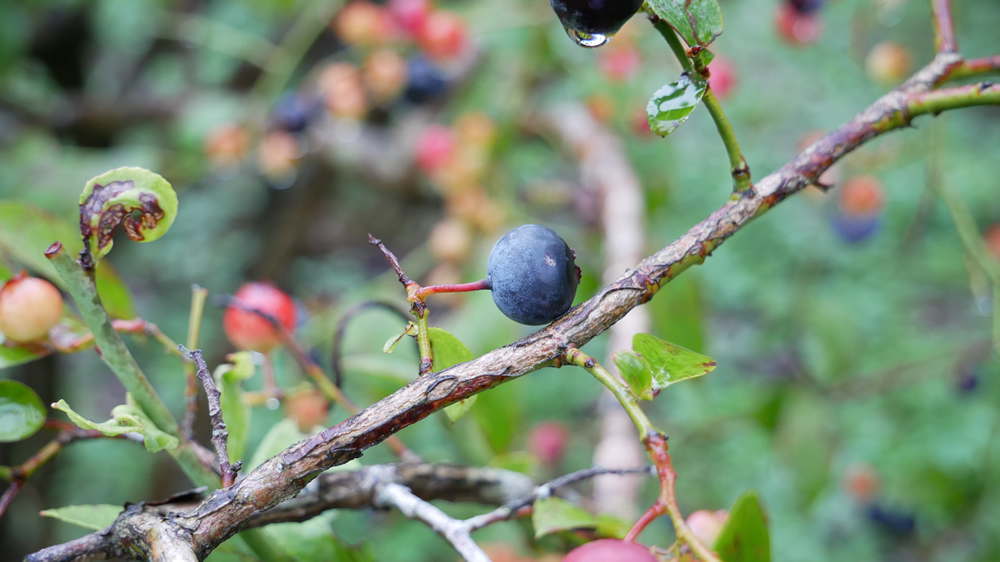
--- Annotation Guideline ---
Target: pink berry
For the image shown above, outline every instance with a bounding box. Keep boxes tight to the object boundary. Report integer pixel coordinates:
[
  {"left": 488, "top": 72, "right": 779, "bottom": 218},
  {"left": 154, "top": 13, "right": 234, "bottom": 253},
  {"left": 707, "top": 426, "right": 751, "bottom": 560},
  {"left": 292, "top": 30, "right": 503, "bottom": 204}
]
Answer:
[
  {"left": 0, "top": 275, "right": 63, "bottom": 343},
  {"left": 389, "top": 0, "right": 432, "bottom": 35},
  {"left": 415, "top": 124, "right": 455, "bottom": 172},
  {"left": 417, "top": 11, "right": 468, "bottom": 61},
  {"left": 223, "top": 282, "right": 298, "bottom": 353},
  {"left": 686, "top": 509, "right": 727, "bottom": 546},
  {"left": 563, "top": 539, "right": 657, "bottom": 562},
  {"left": 528, "top": 421, "right": 570, "bottom": 467},
  {"left": 775, "top": 2, "right": 822, "bottom": 45},
  {"left": 708, "top": 56, "right": 738, "bottom": 99}
]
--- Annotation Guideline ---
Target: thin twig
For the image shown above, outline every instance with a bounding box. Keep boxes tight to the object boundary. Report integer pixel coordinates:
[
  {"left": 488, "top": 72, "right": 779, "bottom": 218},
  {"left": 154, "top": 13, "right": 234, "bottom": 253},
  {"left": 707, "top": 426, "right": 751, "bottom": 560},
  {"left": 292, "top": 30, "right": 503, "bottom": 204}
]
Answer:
[{"left": 180, "top": 346, "right": 239, "bottom": 487}]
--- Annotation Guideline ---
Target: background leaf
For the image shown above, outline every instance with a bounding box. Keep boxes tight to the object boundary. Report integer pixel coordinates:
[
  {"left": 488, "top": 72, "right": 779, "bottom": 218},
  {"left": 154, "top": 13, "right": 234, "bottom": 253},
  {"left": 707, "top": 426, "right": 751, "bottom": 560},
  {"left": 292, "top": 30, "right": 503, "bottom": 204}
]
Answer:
[
  {"left": 0, "top": 341, "right": 51, "bottom": 370},
  {"left": 428, "top": 327, "right": 478, "bottom": 423},
  {"left": 40, "top": 504, "right": 122, "bottom": 531},
  {"left": 646, "top": 74, "right": 707, "bottom": 137},
  {"left": 0, "top": 379, "right": 46, "bottom": 442},
  {"left": 713, "top": 491, "right": 771, "bottom": 562}
]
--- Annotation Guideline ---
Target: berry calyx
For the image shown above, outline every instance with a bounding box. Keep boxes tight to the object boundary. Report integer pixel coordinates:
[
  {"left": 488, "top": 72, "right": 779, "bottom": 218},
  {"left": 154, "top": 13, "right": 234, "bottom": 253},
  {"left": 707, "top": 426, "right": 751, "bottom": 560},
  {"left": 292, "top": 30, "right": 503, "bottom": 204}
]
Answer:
[
  {"left": 563, "top": 539, "right": 657, "bottom": 562},
  {"left": 549, "top": 0, "right": 645, "bottom": 37},
  {"left": 487, "top": 224, "right": 580, "bottom": 325},
  {"left": 0, "top": 274, "right": 63, "bottom": 343},
  {"left": 223, "top": 282, "right": 298, "bottom": 353}
]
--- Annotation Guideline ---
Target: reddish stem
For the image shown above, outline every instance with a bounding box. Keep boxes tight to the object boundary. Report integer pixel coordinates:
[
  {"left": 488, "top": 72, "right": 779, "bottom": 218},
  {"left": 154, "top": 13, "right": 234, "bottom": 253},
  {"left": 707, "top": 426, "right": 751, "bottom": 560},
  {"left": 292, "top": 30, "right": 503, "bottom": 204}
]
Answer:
[
  {"left": 412, "top": 278, "right": 492, "bottom": 300},
  {"left": 931, "top": 0, "right": 958, "bottom": 54},
  {"left": 625, "top": 500, "right": 666, "bottom": 542}
]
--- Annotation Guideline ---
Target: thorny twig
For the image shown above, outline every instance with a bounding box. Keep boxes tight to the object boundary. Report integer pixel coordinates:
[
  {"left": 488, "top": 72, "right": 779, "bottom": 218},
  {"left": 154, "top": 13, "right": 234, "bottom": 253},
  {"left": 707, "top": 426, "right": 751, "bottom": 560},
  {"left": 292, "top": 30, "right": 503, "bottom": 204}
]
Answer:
[{"left": 180, "top": 346, "right": 239, "bottom": 487}]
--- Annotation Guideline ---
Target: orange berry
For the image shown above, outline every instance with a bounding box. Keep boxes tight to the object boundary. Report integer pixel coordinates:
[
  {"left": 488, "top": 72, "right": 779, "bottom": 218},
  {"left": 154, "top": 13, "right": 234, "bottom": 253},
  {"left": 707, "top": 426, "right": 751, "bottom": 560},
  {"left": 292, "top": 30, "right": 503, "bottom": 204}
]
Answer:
[
  {"left": 428, "top": 218, "right": 472, "bottom": 263},
  {"left": 256, "top": 132, "right": 300, "bottom": 176},
  {"left": 843, "top": 463, "right": 880, "bottom": 502},
  {"left": 0, "top": 275, "right": 63, "bottom": 343},
  {"left": 686, "top": 510, "right": 727, "bottom": 546},
  {"left": 204, "top": 123, "right": 250, "bottom": 168},
  {"left": 839, "top": 176, "right": 884, "bottom": 215},
  {"left": 866, "top": 42, "right": 911, "bottom": 86},
  {"left": 363, "top": 49, "right": 408, "bottom": 103}
]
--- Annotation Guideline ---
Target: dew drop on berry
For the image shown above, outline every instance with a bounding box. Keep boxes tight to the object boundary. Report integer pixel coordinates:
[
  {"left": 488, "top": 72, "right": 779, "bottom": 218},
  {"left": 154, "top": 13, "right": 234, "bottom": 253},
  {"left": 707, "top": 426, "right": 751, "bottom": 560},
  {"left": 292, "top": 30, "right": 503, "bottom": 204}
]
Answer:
[{"left": 565, "top": 28, "right": 611, "bottom": 48}]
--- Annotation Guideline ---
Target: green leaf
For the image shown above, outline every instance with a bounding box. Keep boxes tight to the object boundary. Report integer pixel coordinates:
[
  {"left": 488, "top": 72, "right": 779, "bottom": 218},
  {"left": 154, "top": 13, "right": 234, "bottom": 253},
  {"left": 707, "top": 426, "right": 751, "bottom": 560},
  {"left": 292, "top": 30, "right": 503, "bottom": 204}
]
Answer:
[
  {"left": 0, "top": 201, "right": 136, "bottom": 319},
  {"left": 382, "top": 323, "right": 417, "bottom": 354},
  {"left": 247, "top": 418, "right": 305, "bottom": 472},
  {"left": 488, "top": 451, "right": 539, "bottom": 475},
  {"left": 79, "top": 167, "right": 178, "bottom": 261},
  {"left": 428, "top": 327, "right": 478, "bottom": 423},
  {"left": 647, "top": 74, "right": 708, "bottom": 137},
  {"left": 649, "top": 273, "right": 704, "bottom": 353},
  {"left": 713, "top": 491, "right": 771, "bottom": 562},
  {"left": 0, "top": 340, "right": 51, "bottom": 370},
  {"left": 647, "top": 0, "right": 724, "bottom": 49},
  {"left": 213, "top": 352, "right": 256, "bottom": 463},
  {"left": 532, "top": 496, "right": 629, "bottom": 539},
  {"left": 0, "top": 380, "right": 46, "bottom": 442},
  {"left": 40, "top": 504, "right": 123, "bottom": 531},
  {"left": 52, "top": 397, "right": 179, "bottom": 453},
  {"left": 613, "top": 350, "right": 653, "bottom": 400},
  {"left": 631, "top": 333, "right": 716, "bottom": 391},
  {"left": 266, "top": 514, "right": 375, "bottom": 561}
]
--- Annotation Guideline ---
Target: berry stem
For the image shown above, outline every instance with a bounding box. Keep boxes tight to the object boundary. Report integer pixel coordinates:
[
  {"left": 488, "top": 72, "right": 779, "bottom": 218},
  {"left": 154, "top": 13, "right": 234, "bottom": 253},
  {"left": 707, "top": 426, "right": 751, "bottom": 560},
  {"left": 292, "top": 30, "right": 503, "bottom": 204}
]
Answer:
[
  {"left": 412, "top": 278, "right": 492, "bottom": 300},
  {"left": 415, "top": 309, "right": 434, "bottom": 377},
  {"left": 646, "top": 14, "right": 693, "bottom": 73},
  {"left": 563, "top": 348, "right": 719, "bottom": 562},
  {"left": 702, "top": 88, "right": 752, "bottom": 194}
]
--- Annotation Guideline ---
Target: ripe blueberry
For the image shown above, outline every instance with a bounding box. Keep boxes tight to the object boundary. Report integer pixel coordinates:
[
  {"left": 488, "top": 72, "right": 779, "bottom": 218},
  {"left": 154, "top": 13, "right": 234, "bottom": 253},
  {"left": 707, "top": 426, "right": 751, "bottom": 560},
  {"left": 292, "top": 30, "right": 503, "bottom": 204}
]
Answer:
[
  {"left": 549, "top": 0, "right": 644, "bottom": 36},
  {"left": 403, "top": 55, "right": 448, "bottom": 104},
  {"left": 486, "top": 224, "right": 580, "bottom": 325}
]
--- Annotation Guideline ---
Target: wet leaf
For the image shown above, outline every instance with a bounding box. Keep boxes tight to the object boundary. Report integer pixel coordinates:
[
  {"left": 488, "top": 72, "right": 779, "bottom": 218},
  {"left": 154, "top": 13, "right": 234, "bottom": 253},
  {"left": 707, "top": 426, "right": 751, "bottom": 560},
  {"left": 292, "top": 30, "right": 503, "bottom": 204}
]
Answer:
[
  {"left": 79, "top": 167, "right": 178, "bottom": 261},
  {"left": 613, "top": 350, "right": 653, "bottom": 400},
  {"left": 532, "top": 496, "right": 629, "bottom": 539},
  {"left": 213, "top": 352, "right": 256, "bottom": 463},
  {"left": 647, "top": 74, "right": 707, "bottom": 137},
  {"left": 0, "top": 201, "right": 136, "bottom": 319},
  {"left": 632, "top": 333, "right": 716, "bottom": 391},
  {"left": 428, "top": 327, "right": 478, "bottom": 423},
  {"left": 0, "top": 380, "right": 46, "bottom": 442},
  {"left": 52, "top": 396, "right": 179, "bottom": 453},
  {"left": 648, "top": 0, "right": 724, "bottom": 49},
  {"left": 40, "top": 504, "right": 122, "bottom": 531},
  {"left": 713, "top": 491, "right": 771, "bottom": 562}
]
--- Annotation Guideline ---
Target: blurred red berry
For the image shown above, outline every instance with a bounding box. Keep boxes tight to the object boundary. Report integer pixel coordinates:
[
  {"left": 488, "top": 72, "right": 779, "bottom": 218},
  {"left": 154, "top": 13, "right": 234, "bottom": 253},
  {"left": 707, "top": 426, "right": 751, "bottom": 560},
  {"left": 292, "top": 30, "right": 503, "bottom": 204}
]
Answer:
[
  {"left": 586, "top": 94, "right": 615, "bottom": 124},
  {"left": 0, "top": 274, "right": 63, "bottom": 343},
  {"left": 597, "top": 46, "right": 641, "bottom": 82},
  {"left": 285, "top": 389, "right": 330, "bottom": 432},
  {"left": 708, "top": 56, "right": 738, "bottom": 99},
  {"left": 563, "top": 539, "right": 657, "bottom": 562},
  {"left": 417, "top": 11, "right": 468, "bottom": 61},
  {"left": 415, "top": 124, "right": 455, "bottom": 172},
  {"left": 984, "top": 224, "right": 1000, "bottom": 259},
  {"left": 843, "top": 463, "right": 880, "bottom": 503},
  {"left": 204, "top": 123, "right": 250, "bottom": 168},
  {"left": 839, "top": 176, "right": 884, "bottom": 215},
  {"left": 224, "top": 282, "right": 298, "bottom": 353},
  {"left": 866, "top": 42, "right": 911, "bottom": 86},
  {"left": 775, "top": 2, "right": 822, "bottom": 45},
  {"left": 686, "top": 509, "right": 727, "bottom": 546},
  {"left": 528, "top": 421, "right": 570, "bottom": 467},
  {"left": 256, "top": 132, "right": 300, "bottom": 176},
  {"left": 333, "top": 1, "right": 396, "bottom": 48},
  {"left": 364, "top": 49, "right": 408, "bottom": 103},
  {"left": 389, "top": 0, "right": 432, "bottom": 35}
]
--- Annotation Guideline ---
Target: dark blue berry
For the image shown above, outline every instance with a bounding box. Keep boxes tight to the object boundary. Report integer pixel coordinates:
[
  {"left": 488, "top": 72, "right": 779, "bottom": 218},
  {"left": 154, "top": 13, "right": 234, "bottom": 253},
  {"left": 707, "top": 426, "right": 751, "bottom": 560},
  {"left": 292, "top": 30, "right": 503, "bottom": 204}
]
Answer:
[
  {"left": 549, "top": 0, "right": 644, "bottom": 36},
  {"left": 271, "top": 94, "right": 319, "bottom": 133},
  {"left": 487, "top": 224, "right": 580, "bottom": 325},
  {"left": 832, "top": 211, "right": 880, "bottom": 243},
  {"left": 403, "top": 56, "right": 448, "bottom": 104},
  {"left": 790, "top": 0, "right": 824, "bottom": 15},
  {"left": 865, "top": 504, "right": 916, "bottom": 536}
]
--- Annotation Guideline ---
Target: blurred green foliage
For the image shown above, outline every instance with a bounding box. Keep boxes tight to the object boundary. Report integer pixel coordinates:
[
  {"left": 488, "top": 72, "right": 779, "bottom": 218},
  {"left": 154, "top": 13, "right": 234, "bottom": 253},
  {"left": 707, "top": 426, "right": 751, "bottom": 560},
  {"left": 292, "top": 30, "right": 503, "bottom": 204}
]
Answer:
[{"left": 1, "top": 0, "right": 1000, "bottom": 560}]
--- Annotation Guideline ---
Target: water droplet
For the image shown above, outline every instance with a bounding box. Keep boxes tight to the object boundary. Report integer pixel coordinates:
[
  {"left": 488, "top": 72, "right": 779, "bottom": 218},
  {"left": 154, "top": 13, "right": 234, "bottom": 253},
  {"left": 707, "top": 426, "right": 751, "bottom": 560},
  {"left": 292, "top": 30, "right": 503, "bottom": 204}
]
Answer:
[{"left": 565, "top": 27, "right": 610, "bottom": 48}]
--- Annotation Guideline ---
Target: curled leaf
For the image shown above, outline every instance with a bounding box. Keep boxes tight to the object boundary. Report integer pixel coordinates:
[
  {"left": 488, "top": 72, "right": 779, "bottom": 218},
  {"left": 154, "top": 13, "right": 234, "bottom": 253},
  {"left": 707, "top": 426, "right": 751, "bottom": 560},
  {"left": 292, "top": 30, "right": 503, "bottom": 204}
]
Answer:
[
  {"left": 53, "top": 396, "right": 179, "bottom": 453},
  {"left": 79, "top": 167, "right": 178, "bottom": 260}
]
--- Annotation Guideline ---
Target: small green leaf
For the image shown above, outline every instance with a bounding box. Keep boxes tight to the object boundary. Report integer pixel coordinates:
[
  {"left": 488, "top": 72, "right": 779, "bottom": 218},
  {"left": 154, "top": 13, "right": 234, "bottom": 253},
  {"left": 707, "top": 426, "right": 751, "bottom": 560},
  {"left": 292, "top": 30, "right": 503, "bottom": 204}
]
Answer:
[
  {"left": 647, "top": 0, "right": 724, "bottom": 49},
  {"left": 52, "top": 397, "right": 179, "bottom": 453},
  {"left": 647, "top": 74, "right": 708, "bottom": 137},
  {"left": 213, "top": 352, "right": 256, "bottom": 463},
  {"left": 247, "top": 418, "right": 305, "bottom": 472},
  {"left": 267, "top": 515, "right": 375, "bottom": 561},
  {"left": 1, "top": 341, "right": 51, "bottom": 370},
  {"left": 0, "top": 201, "right": 136, "bottom": 319},
  {"left": 79, "top": 167, "right": 178, "bottom": 261},
  {"left": 613, "top": 350, "right": 653, "bottom": 400},
  {"left": 631, "top": 333, "right": 716, "bottom": 391},
  {"left": 428, "top": 327, "right": 478, "bottom": 423},
  {"left": 0, "top": 380, "right": 46, "bottom": 442},
  {"left": 713, "top": 491, "right": 771, "bottom": 562},
  {"left": 383, "top": 323, "right": 417, "bottom": 354},
  {"left": 532, "top": 496, "right": 629, "bottom": 539},
  {"left": 40, "top": 504, "right": 123, "bottom": 531}
]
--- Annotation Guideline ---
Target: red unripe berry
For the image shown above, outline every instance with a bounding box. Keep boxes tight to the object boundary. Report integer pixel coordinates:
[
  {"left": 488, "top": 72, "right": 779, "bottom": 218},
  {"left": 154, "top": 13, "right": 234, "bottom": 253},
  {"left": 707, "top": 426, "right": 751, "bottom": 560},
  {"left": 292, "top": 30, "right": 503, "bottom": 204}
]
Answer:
[
  {"left": 708, "top": 56, "right": 738, "bottom": 100},
  {"left": 223, "top": 282, "right": 298, "bottom": 353},
  {"left": 686, "top": 509, "right": 728, "bottom": 546},
  {"left": 415, "top": 124, "right": 455, "bottom": 172},
  {"left": 984, "top": 224, "right": 1000, "bottom": 260},
  {"left": 0, "top": 275, "right": 63, "bottom": 343},
  {"left": 389, "top": 0, "right": 432, "bottom": 35},
  {"left": 417, "top": 11, "right": 468, "bottom": 62},
  {"left": 839, "top": 176, "right": 884, "bottom": 216},
  {"left": 866, "top": 42, "right": 911, "bottom": 86},
  {"left": 284, "top": 389, "right": 330, "bottom": 432},
  {"left": 775, "top": 3, "right": 822, "bottom": 45},
  {"left": 528, "top": 421, "right": 570, "bottom": 467},
  {"left": 843, "top": 463, "right": 880, "bottom": 503},
  {"left": 563, "top": 539, "right": 657, "bottom": 562}
]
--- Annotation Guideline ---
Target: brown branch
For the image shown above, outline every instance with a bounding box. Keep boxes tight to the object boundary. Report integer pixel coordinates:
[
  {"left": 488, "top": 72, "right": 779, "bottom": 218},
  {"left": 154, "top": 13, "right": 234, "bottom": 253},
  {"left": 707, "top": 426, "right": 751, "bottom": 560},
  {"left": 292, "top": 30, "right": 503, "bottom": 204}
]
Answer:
[
  {"left": 179, "top": 346, "right": 238, "bottom": 488},
  {"left": 28, "top": 47, "right": 1000, "bottom": 562},
  {"left": 931, "top": 0, "right": 958, "bottom": 54}
]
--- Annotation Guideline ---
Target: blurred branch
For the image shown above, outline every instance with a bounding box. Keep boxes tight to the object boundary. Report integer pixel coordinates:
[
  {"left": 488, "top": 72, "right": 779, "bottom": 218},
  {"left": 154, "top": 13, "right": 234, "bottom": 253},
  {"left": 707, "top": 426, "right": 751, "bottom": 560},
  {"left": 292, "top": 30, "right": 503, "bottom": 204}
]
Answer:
[
  {"left": 946, "top": 55, "right": 1000, "bottom": 82},
  {"left": 159, "top": 13, "right": 279, "bottom": 69},
  {"left": 30, "top": 40, "right": 1000, "bottom": 562},
  {"left": 374, "top": 483, "right": 490, "bottom": 562},
  {"left": 931, "top": 0, "right": 958, "bottom": 54}
]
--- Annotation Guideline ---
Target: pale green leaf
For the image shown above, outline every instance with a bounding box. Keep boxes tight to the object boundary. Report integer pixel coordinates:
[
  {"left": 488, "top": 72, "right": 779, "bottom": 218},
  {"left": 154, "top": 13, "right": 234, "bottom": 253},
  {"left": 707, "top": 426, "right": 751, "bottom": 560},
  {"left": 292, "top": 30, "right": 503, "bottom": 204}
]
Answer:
[
  {"left": 532, "top": 496, "right": 629, "bottom": 539},
  {"left": 213, "top": 352, "right": 256, "bottom": 462},
  {"left": 52, "top": 397, "right": 179, "bottom": 453},
  {"left": 40, "top": 504, "right": 122, "bottom": 531},
  {"left": 648, "top": 0, "right": 724, "bottom": 48},
  {"left": 382, "top": 323, "right": 417, "bottom": 354},
  {"left": 613, "top": 350, "right": 653, "bottom": 400},
  {"left": 632, "top": 333, "right": 716, "bottom": 391},
  {"left": 428, "top": 327, "right": 478, "bottom": 423}
]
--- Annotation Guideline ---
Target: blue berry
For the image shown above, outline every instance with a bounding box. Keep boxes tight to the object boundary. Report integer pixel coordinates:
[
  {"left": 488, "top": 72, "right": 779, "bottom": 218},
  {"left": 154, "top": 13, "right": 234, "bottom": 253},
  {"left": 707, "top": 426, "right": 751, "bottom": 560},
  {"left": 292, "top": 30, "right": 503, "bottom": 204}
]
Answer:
[
  {"left": 271, "top": 94, "right": 319, "bottom": 133},
  {"left": 487, "top": 224, "right": 580, "bottom": 325},
  {"left": 403, "top": 55, "right": 448, "bottom": 104},
  {"left": 832, "top": 211, "right": 880, "bottom": 243},
  {"left": 549, "top": 0, "right": 644, "bottom": 36}
]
